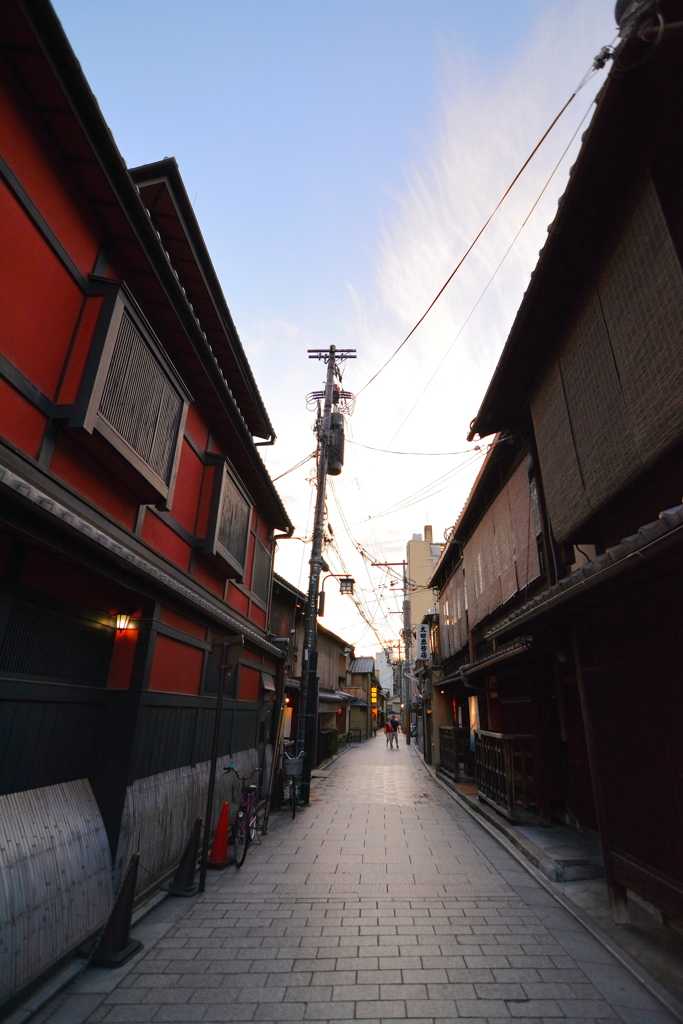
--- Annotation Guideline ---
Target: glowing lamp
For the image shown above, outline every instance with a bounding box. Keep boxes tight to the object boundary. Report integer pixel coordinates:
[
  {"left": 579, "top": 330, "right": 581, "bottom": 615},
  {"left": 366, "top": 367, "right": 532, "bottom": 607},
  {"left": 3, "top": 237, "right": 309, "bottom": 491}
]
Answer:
[{"left": 116, "top": 613, "right": 131, "bottom": 631}]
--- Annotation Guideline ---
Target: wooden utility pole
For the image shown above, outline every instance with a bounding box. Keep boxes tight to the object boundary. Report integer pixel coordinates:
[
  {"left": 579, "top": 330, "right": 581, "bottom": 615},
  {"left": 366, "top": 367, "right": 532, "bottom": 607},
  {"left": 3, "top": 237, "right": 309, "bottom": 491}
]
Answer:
[
  {"left": 372, "top": 560, "right": 411, "bottom": 743},
  {"left": 296, "top": 346, "right": 355, "bottom": 802}
]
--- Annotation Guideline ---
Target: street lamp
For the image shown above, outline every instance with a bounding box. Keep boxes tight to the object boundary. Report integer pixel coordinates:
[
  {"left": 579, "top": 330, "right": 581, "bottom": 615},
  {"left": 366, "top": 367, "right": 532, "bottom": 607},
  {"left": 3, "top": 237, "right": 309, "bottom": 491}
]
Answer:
[{"left": 317, "top": 574, "right": 355, "bottom": 616}]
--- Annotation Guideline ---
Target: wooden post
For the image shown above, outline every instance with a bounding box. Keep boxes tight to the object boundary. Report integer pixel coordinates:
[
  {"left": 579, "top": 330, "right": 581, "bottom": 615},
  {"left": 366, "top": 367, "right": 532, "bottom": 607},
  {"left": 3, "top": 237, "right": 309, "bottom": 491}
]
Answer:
[
  {"left": 503, "top": 737, "right": 515, "bottom": 817},
  {"left": 572, "top": 635, "right": 630, "bottom": 924}
]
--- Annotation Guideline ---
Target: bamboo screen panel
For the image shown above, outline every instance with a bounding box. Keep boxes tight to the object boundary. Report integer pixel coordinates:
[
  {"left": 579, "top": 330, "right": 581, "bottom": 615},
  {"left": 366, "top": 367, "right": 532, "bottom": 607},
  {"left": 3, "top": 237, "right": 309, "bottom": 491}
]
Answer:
[
  {"left": 463, "top": 459, "right": 541, "bottom": 630},
  {"left": 438, "top": 460, "right": 541, "bottom": 642},
  {"left": 439, "top": 564, "right": 467, "bottom": 659},
  {"left": 531, "top": 174, "right": 683, "bottom": 542}
]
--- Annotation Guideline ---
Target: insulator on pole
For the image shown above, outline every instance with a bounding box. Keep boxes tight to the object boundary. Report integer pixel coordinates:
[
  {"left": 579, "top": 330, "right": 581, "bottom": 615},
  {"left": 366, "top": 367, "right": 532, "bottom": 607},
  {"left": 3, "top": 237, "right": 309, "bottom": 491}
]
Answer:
[{"left": 328, "top": 412, "right": 344, "bottom": 476}]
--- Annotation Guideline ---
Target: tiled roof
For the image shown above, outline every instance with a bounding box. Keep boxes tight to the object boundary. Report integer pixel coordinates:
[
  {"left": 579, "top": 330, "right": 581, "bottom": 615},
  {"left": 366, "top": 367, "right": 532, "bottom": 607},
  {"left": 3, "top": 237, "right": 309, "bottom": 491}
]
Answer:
[{"left": 348, "top": 657, "right": 375, "bottom": 675}]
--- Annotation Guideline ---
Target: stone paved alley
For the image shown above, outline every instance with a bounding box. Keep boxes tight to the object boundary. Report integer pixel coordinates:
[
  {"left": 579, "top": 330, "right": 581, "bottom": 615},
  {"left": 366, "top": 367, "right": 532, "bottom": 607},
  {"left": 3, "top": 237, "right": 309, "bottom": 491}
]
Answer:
[{"left": 36, "top": 740, "right": 678, "bottom": 1024}]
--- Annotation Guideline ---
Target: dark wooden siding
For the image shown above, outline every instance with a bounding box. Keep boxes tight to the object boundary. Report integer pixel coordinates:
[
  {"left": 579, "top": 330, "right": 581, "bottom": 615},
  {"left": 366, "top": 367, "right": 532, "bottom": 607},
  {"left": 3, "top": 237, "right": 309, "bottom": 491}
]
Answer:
[
  {"left": 574, "top": 550, "right": 683, "bottom": 909},
  {"left": 127, "top": 699, "right": 259, "bottom": 783},
  {"left": 0, "top": 685, "right": 101, "bottom": 795}
]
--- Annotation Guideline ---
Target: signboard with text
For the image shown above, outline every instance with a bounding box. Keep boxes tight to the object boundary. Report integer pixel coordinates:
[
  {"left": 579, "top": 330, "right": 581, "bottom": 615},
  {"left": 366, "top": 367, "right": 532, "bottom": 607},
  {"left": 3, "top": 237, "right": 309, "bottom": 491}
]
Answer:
[{"left": 416, "top": 624, "right": 431, "bottom": 662}]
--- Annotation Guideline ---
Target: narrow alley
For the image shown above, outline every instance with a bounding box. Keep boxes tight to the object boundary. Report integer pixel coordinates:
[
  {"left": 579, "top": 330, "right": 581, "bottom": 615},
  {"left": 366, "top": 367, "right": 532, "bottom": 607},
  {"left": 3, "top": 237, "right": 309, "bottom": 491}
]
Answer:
[{"left": 36, "top": 740, "right": 676, "bottom": 1024}]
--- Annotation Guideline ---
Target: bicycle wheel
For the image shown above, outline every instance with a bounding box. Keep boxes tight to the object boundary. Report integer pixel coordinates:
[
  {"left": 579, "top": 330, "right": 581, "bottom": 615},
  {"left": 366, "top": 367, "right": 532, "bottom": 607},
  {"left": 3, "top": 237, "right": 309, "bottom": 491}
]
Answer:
[
  {"left": 291, "top": 779, "right": 297, "bottom": 819},
  {"left": 233, "top": 811, "right": 248, "bottom": 867}
]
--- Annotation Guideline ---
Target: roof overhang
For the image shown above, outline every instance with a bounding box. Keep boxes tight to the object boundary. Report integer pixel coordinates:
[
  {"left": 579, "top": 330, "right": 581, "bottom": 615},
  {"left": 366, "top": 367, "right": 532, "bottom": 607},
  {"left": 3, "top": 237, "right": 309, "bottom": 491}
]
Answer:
[{"left": 130, "top": 160, "right": 275, "bottom": 441}]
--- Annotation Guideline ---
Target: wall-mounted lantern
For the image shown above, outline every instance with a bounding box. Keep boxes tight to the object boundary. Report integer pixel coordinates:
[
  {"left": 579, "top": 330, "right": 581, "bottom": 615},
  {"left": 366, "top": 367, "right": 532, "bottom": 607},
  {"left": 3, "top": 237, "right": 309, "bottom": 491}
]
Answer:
[{"left": 318, "top": 574, "right": 356, "bottom": 616}]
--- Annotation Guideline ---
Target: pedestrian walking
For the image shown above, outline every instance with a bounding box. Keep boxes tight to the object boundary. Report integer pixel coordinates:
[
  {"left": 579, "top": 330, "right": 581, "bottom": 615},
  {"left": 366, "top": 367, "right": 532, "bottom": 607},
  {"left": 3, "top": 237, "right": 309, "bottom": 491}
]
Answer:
[
  {"left": 390, "top": 715, "right": 400, "bottom": 749},
  {"left": 384, "top": 719, "right": 394, "bottom": 748}
]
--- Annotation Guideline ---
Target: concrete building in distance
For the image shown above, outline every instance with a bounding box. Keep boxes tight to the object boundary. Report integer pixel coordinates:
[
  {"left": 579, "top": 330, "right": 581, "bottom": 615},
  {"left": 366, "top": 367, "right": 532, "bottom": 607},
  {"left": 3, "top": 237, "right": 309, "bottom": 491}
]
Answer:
[
  {"left": 374, "top": 646, "right": 394, "bottom": 694},
  {"left": 406, "top": 525, "right": 444, "bottom": 631}
]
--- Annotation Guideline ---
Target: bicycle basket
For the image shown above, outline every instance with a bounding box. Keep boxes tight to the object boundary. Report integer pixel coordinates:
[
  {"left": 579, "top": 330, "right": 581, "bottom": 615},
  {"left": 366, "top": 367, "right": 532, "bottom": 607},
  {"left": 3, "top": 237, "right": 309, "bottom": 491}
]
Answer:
[{"left": 283, "top": 756, "right": 304, "bottom": 779}]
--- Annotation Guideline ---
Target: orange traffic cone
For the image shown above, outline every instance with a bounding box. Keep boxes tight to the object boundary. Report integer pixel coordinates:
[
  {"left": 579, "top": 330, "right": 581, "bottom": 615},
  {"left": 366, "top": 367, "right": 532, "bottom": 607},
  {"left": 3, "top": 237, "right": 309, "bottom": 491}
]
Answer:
[{"left": 207, "top": 802, "right": 230, "bottom": 869}]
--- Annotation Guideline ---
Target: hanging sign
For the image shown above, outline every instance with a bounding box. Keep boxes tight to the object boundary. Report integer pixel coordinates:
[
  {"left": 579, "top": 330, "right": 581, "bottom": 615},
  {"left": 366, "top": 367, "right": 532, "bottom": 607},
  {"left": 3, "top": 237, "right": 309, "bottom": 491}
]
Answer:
[{"left": 416, "top": 624, "right": 431, "bottom": 661}]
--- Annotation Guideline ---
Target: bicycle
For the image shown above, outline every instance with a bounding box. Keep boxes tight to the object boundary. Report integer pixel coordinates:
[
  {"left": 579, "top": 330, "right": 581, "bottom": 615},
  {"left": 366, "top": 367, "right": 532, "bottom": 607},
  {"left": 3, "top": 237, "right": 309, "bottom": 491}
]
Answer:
[
  {"left": 283, "top": 750, "right": 305, "bottom": 819},
  {"left": 224, "top": 764, "right": 260, "bottom": 868}
]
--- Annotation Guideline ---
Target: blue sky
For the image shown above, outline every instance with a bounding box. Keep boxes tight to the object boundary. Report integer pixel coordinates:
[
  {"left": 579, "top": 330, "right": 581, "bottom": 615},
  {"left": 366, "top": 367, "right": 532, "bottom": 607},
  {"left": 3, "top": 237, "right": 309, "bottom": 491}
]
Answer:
[
  {"left": 53, "top": 1, "right": 617, "bottom": 653},
  {"left": 55, "top": 1, "right": 536, "bottom": 335}
]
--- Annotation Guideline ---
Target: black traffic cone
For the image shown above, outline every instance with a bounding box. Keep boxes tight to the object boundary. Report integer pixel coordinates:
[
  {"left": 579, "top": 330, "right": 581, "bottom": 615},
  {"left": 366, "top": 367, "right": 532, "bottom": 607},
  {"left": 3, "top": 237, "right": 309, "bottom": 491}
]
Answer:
[
  {"left": 90, "top": 853, "right": 143, "bottom": 967},
  {"left": 165, "top": 817, "right": 202, "bottom": 896}
]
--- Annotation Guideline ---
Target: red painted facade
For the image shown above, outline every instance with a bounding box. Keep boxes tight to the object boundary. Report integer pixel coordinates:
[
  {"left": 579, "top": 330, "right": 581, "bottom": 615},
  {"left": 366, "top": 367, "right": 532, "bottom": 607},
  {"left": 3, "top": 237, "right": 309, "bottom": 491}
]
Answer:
[
  {"left": 0, "top": 11, "right": 291, "bottom": 700},
  {"left": 0, "top": 2, "right": 294, "bottom": 1003},
  {"left": 0, "top": 0, "right": 293, "bottom": 906}
]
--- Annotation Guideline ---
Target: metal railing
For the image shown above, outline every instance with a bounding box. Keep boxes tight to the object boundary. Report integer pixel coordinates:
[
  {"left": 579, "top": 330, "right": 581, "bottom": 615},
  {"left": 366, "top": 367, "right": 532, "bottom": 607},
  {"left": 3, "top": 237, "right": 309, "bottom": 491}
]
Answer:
[{"left": 474, "top": 731, "right": 536, "bottom": 818}]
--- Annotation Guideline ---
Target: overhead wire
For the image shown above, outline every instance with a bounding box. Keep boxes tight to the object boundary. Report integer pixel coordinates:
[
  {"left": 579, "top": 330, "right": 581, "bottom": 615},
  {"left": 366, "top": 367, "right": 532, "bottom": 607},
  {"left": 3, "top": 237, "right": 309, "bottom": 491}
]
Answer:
[
  {"left": 344, "top": 419, "right": 403, "bottom": 627},
  {"left": 286, "top": 51, "right": 609, "bottom": 655},
  {"left": 328, "top": 466, "right": 400, "bottom": 647},
  {"left": 347, "top": 440, "right": 486, "bottom": 456},
  {"left": 325, "top": 527, "right": 392, "bottom": 648},
  {"left": 365, "top": 449, "right": 487, "bottom": 522},
  {"left": 355, "top": 62, "right": 601, "bottom": 399},
  {"left": 384, "top": 96, "right": 597, "bottom": 449},
  {"left": 328, "top": 476, "right": 397, "bottom": 645},
  {"left": 271, "top": 450, "right": 316, "bottom": 482}
]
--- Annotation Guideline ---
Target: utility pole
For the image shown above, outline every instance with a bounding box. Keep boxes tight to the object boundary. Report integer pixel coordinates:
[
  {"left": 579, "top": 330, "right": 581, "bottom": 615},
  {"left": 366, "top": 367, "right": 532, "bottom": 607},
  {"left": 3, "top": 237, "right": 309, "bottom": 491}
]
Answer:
[
  {"left": 402, "top": 560, "right": 412, "bottom": 745},
  {"left": 296, "top": 345, "right": 355, "bottom": 803},
  {"left": 372, "top": 560, "right": 411, "bottom": 744}
]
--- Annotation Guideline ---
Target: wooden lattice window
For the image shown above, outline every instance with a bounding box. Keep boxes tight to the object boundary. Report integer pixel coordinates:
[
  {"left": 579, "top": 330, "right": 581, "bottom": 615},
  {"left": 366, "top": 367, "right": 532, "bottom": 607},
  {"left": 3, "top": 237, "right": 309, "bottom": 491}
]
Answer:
[
  {"left": 71, "top": 283, "right": 191, "bottom": 504},
  {"left": 0, "top": 597, "right": 114, "bottom": 686},
  {"left": 251, "top": 541, "right": 272, "bottom": 605},
  {"left": 204, "top": 459, "right": 252, "bottom": 578}
]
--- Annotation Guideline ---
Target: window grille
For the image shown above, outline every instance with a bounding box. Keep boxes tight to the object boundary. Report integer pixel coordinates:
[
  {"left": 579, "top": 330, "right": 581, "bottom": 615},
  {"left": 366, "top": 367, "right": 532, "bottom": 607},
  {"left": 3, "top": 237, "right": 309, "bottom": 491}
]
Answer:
[
  {"left": 0, "top": 600, "right": 114, "bottom": 686},
  {"left": 205, "top": 460, "right": 252, "bottom": 577},
  {"left": 217, "top": 472, "right": 250, "bottom": 564},
  {"left": 251, "top": 542, "right": 272, "bottom": 605},
  {"left": 99, "top": 313, "right": 183, "bottom": 486},
  {"left": 70, "top": 284, "right": 191, "bottom": 504}
]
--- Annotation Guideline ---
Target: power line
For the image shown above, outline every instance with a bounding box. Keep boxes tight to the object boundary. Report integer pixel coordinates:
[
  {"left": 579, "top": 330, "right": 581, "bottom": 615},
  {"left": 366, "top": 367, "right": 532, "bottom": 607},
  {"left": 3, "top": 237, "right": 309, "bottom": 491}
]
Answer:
[
  {"left": 384, "top": 97, "right": 596, "bottom": 449},
  {"left": 327, "top": 480, "right": 397, "bottom": 644},
  {"left": 347, "top": 440, "right": 485, "bottom": 456},
  {"left": 355, "top": 67, "right": 600, "bottom": 399},
  {"left": 366, "top": 449, "right": 486, "bottom": 522},
  {"left": 271, "top": 450, "right": 316, "bottom": 482}
]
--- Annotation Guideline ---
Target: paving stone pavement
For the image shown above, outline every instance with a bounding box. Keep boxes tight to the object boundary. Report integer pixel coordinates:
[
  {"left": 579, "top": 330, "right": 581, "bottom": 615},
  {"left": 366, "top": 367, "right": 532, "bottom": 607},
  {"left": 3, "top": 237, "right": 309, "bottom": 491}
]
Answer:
[{"left": 40, "top": 738, "right": 678, "bottom": 1024}]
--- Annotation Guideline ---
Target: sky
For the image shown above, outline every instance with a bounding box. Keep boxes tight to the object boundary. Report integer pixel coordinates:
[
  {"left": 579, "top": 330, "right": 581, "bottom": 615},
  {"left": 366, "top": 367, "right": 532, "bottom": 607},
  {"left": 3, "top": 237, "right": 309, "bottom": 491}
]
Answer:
[{"left": 53, "top": 0, "right": 617, "bottom": 655}]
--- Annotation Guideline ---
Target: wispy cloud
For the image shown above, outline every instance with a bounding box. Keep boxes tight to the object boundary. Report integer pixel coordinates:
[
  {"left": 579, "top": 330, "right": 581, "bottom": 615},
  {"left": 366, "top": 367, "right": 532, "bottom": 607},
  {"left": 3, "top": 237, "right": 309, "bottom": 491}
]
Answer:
[{"left": 271, "top": 2, "right": 616, "bottom": 650}]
